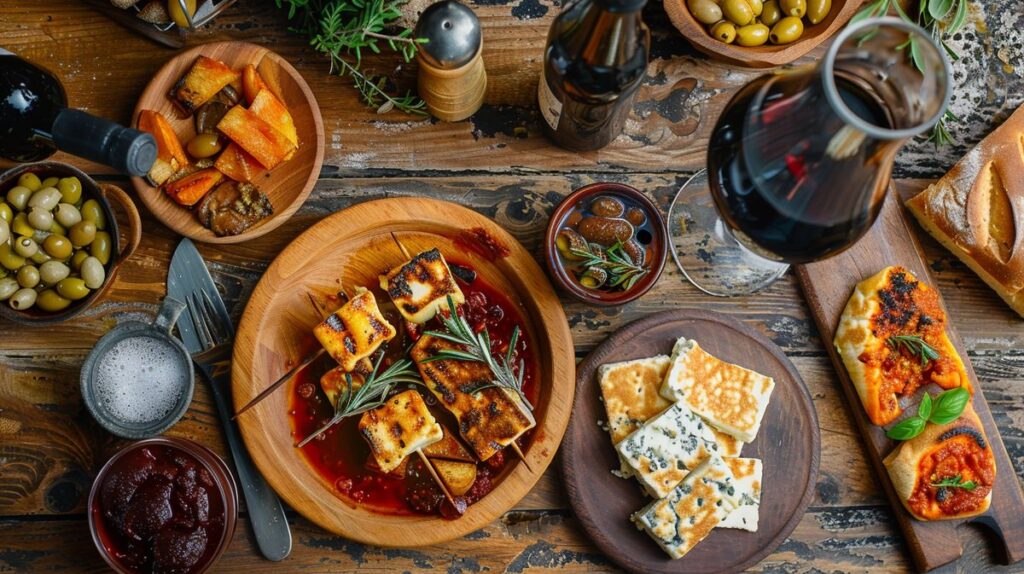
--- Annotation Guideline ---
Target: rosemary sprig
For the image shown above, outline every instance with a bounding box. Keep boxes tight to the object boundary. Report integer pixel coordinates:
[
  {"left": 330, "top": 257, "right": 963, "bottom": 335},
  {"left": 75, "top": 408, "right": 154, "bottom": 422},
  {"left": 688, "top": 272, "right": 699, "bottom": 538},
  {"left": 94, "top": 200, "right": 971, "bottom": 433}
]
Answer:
[
  {"left": 419, "top": 295, "right": 533, "bottom": 410},
  {"left": 275, "top": 0, "right": 429, "bottom": 115},
  {"left": 888, "top": 334, "right": 941, "bottom": 366},
  {"left": 931, "top": 474, "right": 977, "bottom": 491},
  {"left": 569, "top": 241, "right": 649, "bottom": 291},
  {"left": 296, "top": 350, "right": 422, "bottom": 447}
]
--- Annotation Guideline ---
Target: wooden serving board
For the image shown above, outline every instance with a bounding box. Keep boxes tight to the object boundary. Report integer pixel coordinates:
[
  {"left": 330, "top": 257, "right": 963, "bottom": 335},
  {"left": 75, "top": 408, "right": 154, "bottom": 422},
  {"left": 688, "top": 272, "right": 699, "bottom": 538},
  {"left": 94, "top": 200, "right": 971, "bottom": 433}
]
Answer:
[
  {"left": 561, "top": 309, "right": 820, "bottom": 574},
  {"left": 795, "top": 189, "right": 1024, "bottom": 573}
]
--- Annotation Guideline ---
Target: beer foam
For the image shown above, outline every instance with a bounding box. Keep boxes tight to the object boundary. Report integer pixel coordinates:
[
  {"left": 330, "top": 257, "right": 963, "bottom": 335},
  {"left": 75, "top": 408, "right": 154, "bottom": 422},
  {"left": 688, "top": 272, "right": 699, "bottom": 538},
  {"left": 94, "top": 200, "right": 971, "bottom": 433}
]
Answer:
[{"left": 94, "top": 335, "right": 188, "bottom": 425}]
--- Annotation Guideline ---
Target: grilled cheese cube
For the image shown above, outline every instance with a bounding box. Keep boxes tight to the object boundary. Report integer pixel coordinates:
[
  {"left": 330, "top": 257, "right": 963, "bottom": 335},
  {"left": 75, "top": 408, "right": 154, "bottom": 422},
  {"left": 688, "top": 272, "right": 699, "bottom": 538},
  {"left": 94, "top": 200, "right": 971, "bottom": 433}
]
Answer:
[
  {"left": 411, "top": 334, "right": 535, "bottom": 461},
  {"left": 358, "top": 390, "right": 443, "bottom": 473},
  {"left": 718, "top": 457, "right": 762, "bottom": 532},
  {"left": 313, "top": 288, "right": 397, "bottom": 372},
  {"left": 379, "top": 249, "right": 465, "bottom": 324}
]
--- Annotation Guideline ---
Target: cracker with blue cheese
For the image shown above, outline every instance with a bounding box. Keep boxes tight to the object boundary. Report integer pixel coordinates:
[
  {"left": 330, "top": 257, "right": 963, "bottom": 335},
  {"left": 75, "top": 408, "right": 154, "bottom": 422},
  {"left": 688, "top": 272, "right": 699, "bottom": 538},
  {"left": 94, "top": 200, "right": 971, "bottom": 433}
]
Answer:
[{"left": 718, "top": 457, "right": 762, "bottom": 532}]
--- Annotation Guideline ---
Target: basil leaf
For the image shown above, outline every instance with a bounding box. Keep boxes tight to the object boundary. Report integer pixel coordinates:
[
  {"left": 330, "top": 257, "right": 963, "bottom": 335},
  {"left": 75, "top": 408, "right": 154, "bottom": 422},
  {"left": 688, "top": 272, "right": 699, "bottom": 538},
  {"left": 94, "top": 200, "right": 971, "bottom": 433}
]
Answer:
[
  {"left": 887, "top": 416, "right": 927, "bottom": 441},
  {"left": 929, "top": 0, "right": 954, "bottom": 20},
  {"left": 918, "top": 392, "right": 933, "bottom": 420},
  {"left": 930, "top": 387, "right": 971, "bottom": 424}
]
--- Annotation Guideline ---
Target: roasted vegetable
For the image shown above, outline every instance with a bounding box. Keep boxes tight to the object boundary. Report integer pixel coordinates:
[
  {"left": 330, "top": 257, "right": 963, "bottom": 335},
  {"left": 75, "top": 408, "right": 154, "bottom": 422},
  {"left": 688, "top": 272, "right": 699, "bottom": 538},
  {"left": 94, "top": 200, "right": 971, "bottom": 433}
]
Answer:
[
  {"left": 216, "top": 105, "right": 296, "bottom": 169},
  {"left": 431, "top": 459, "right": 477, "bottom": 496},
  {"left": 194, "top": 101, "right": 230, "bottom": 134},
  {"left": 163, "top": 168, "right": 223, "bottom": 207},
  {"left": 195, "top": 181, "right": 273, "bottom": 236},
  {"left": 213, "top": 142, "right": 265, "bottom": 183},
  {"left": 138, "top": 109, "right": 188, "bottom": 185},
  {"left": 170, "top": 56, "right": 240, "bottom": 114},
  {"left": 242, "top": 64, "right": 270, "bottom": 105},
  {"left": 249, "top": 89, "right": 298, "bottom": 151}
]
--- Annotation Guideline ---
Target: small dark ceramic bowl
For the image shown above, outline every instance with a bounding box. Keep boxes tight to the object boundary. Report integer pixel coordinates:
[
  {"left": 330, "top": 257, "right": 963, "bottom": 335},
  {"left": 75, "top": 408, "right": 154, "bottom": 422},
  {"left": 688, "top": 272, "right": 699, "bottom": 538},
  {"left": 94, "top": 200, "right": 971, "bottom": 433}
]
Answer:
[
  {"left": 544, "top": 183, "right": 668, "bottom": 306},
  {"left": 0, "top": 161, "right": 141, "bottom": 325}
]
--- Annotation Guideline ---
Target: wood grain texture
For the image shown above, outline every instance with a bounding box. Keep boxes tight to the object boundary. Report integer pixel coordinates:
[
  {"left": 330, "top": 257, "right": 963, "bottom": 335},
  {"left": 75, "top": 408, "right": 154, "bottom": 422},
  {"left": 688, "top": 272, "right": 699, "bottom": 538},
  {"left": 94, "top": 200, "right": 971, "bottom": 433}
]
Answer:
[{"left": 796, "top": 190, "right": 1024, "bottom": 572}]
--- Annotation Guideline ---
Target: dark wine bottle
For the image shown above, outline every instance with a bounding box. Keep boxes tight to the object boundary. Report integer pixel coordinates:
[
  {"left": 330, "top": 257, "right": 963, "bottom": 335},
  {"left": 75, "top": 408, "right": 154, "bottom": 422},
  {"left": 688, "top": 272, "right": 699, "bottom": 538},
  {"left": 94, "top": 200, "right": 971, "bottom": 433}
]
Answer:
[
  {"left": 0, "top": 49, "right": 156, "bottom": 176},
  {"left": 538, "top": 0, "right": 650, "bottom": 151}
]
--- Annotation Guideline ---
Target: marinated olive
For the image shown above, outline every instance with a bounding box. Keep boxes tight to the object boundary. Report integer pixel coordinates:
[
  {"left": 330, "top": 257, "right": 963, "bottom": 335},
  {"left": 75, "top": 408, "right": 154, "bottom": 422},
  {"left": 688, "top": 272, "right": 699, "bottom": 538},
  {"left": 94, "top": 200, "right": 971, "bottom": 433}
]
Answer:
[
  {"left": 577, "top": 216, "right": 634, "bottom": 245},
  {"left": 28, "top": 207, "right": 54, "bottom": 231},
  {"left": 39, "top": 261, "right": 70, "bottom": 285},
  {"left": 0, "top": 204, "right": 11, "bottom": 223},
  {"left": 91, "top": 231, "right": 112, "bottom": 265},
  {"left": 780, "top": 0, "right": 806, "bottom": 17},
  {"left": 81, "top": 256, "right": 106, "bottom": 289},
  {"left": 57, "top": 277, "right": 90, "bottom": 301},
  {"left": 30, "top": 251, "right": 51, "bottom": 265},
  {"left": 0, "top": 220, "right": 8, "bottom": 245},
  {"left": 169, "top": 0, "right": 197, "bottom": 28},
  {"left": 736, "top": 22, "right": 770, "bottom": 46},
  {"left": 770, "top": 16, "right": 804, "bottom": 44},
  {"left": 745, "top": 0, "right": 763, "bottom": 16},
  {"left": 17, "top": 173, "right": 41, "bottom": 192},
  {"left": 43, "top": 235, "right": 73, "bottom": 260},
  {"left": 13, "top": 236, "right": 38, "bottom": 258},
  {"left": 17, "top": 265, "right": 39, "bottom": 289},
  {"left": 590, "top": 196, "right": 625, "bottom": 218},
  {"left": 11, "top": 213, "right": 33, "bottom": 238},
  {"left": 186, "top": 133, "right": 224, "bottom": 159},
  {"left": 40, "top": 177, "right": 59, "bottom": 189},
  {"left": 69, "top": 220, "right": 97, "bottom": 247},
  {"left": 688, "top": 0, "right": 724, "bottom": 24},
  {"left": 9, "top": 287, "right": 37, "bottom": 310},
  {"left": 625, "top": 207, "right": 647, "bottom": 226},
  {"left": 760, "top": 0, "right": 782, "bottom": 24},
  {"left": 806, "top": 0, "right": 830, "bottom": 23},
  {"left": 36, "top": 289, "right": 71, "bottom": 312},
  {"left": 58, "top": 177, "right": 83, "bottom": 205},
  {"left": 28, "top": 187, "right": 62, "bottom": 211},
  {"left": 7, "top": 186, "right": 32, "bottom": 211},
  {"left": 50, "top": 220, "right": 66, "bottom": 236},
  {"left": 721, "top": 0, "right": 754, "bottom": 24},
  {"left": 80, "top": 199, "right": 107, "bottom": 230},
  {"left": 0, "top": 278, "right": 17, "bottom": 301},
  {"left": 0, "top": 244, "right": 25, "bottom": 271},
  {"left": 55, "top": 204, "right": 82, "bottom": 228},
  {"left": 711, "top": 20, "right": 737, "bottom": 42}
]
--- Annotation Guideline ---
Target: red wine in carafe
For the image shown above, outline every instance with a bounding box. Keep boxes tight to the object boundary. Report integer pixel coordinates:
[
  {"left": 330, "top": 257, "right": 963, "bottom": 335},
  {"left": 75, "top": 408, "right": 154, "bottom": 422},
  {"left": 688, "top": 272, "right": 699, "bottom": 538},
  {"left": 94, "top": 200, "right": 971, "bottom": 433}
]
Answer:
[{"left": 707, "top": 72, "right": 894, "bottom": 264}]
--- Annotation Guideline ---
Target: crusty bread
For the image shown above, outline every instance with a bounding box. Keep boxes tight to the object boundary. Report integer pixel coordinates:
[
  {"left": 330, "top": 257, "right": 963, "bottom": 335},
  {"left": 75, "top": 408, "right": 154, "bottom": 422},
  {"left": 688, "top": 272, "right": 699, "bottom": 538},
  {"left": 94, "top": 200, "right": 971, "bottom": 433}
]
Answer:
[{"left": 906, "top": 104, "right": 1024, "bottom": 317}]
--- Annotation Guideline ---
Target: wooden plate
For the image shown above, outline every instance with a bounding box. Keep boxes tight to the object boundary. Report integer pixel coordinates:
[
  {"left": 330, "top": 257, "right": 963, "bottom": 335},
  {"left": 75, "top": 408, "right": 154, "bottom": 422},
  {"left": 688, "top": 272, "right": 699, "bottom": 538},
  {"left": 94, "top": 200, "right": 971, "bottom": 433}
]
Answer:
[
  {"left": 664, "top": 0, "right": 863, "bottom": 68},
  {"left": 131, "top": 41, "right": 324, "bottom": 244},
  {"left": 231, "top": 197, "right": 575, "bottom": 546},
  {"left": 561, "top": 309, "right": 820, "bottom": 574}
]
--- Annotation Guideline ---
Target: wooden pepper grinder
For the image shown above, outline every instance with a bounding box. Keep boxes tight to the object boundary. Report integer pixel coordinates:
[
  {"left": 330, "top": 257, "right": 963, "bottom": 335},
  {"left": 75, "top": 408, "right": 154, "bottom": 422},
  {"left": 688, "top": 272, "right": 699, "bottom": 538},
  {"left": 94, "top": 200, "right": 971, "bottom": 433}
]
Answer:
[{"left": 415, "top": 0, "right": 486, "bottom": 122}]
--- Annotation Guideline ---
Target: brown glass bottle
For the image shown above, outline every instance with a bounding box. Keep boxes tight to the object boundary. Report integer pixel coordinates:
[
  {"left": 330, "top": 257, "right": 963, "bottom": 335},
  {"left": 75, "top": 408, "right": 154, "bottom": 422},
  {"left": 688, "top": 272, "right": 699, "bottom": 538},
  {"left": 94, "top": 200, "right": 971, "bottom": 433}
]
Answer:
[{"left": 538, "top": 0, "right": 650, "bottom": 151}]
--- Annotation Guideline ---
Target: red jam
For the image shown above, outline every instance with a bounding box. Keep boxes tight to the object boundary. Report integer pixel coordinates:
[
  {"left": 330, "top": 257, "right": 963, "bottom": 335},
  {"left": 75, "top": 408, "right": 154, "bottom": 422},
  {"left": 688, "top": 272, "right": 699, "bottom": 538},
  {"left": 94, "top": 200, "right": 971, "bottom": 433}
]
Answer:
[
  {"left": 91, "top": 443, "right": 229, "bottom": 573},
  {"left": 289, "top": 261, "right": 538, "bottom": 516}
]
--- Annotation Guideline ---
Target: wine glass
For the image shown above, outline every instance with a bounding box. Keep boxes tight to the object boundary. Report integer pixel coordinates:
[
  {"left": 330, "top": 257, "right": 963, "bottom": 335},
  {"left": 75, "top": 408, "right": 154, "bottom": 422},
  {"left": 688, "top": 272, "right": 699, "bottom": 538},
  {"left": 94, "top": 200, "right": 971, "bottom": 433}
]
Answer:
[{"left": 670, "top": 17, "right": 952, "bottom": 296}]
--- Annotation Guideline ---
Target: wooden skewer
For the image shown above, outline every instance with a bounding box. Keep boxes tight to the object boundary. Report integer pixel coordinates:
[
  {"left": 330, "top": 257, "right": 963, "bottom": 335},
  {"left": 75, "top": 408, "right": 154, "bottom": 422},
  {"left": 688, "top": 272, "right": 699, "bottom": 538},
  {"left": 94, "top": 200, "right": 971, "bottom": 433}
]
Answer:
[
  {"left": 509, "top": 442, "right": 533, "bottom": 473},
  {"left": 391, "top": 232, "right": 412, "bottom": 260},
  {"left": 416, "top": 450, "right": 456, "bottom": 506}
]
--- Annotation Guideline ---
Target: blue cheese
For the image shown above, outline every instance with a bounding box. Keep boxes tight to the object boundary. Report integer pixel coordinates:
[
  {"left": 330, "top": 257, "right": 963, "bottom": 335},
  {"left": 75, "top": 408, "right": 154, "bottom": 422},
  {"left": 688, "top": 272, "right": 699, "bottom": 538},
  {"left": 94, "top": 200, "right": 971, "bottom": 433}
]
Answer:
[
  {"left": 631, "top": 456, "right": 742, "bottom": 560},
  {"left": 718, "top": 457, "right": 762, "bottom": 532},
  {"left": 615, "top": 402, "right": 719, "bottom": 498}
]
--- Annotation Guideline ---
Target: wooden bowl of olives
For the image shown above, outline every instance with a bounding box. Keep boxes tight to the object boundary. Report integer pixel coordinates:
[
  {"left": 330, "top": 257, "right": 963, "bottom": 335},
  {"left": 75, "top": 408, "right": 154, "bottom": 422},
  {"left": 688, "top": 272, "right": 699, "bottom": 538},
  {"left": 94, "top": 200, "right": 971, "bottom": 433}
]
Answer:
[
  {"left": 664, "top": 0, "right": 864, "bottom": 68},
  {"left": 0, "top": 162, "right": 141, "bottom": 325}
]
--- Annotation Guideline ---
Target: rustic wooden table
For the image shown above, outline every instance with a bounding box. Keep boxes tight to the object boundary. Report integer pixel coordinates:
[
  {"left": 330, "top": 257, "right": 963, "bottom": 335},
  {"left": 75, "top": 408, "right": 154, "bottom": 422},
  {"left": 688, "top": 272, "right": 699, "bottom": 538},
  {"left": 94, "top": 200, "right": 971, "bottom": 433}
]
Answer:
[{"left": 2, "top": 1, "right": 1023, "bottom": 572}]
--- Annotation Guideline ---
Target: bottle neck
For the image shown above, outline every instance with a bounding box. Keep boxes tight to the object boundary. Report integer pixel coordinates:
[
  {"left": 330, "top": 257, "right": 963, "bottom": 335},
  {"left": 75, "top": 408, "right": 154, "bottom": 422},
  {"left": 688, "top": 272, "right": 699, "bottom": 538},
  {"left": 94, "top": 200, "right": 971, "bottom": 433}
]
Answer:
[
  {"left": 592, "top": 0, "right": 647, "bottom": 14},
  {"left": 51, "top": 109, "right": 157, "bottom": 177}
]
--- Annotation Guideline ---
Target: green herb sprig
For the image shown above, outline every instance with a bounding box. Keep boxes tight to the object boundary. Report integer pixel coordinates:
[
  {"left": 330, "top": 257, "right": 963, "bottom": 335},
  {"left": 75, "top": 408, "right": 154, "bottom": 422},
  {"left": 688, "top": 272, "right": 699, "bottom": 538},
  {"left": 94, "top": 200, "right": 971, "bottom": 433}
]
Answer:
[
  {"left": 931, "top": 474, "right": 977, "bottom": 491},
  {"left": 275, "top": 0, "right": 429, "bottom": 116},
  {"left": 420, "top": 295, "right": 533, "bottom": 410},
  {"left": 886, "top": 387, "right": 971, "bottom": 441},
  {"left": 569, "top": 241, "right": 649, "bottom": 291},
  {"left": 888, "top": 334, "right": 941, "bottom": 366},
  {"left": 296, "top": 350, "right": 423, "bottom": 447}
]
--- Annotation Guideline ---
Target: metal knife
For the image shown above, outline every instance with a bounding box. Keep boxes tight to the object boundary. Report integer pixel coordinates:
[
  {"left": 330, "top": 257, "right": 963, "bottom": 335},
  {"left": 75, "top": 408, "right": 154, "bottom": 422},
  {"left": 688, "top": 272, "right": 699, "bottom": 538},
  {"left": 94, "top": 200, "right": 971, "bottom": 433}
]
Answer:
[{"left": 167, "top": 238, "right": 292, "bottom": 562}]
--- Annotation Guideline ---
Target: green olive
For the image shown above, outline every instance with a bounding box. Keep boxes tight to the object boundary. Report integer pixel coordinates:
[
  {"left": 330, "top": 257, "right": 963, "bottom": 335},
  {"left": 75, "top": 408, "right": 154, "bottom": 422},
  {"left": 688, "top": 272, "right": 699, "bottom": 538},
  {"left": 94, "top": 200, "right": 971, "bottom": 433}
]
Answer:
[
  {"left": 13, "top": 236, "right": 38, "bottom": 258},
  {"left": 40, "top": 176, "right": 59, "bottom": 189},
  {"left": 0, "top": 278, "right": 17, "bottom": 301},
  {"left": 0, "top": 220, "right": 8, "bottom": 246},
  {"left": 17, "top": 265, "right": 39, "bottom": 289},
  {"left": 56, "top": 277, "right": 90, "bottom": 301},
  {"left": 770, "top": 16, "right": 804, "bottom": 43},
  {"left": 7, "top": 186, "right": 32, "bottom": 211},
  {"left": 0, "top": 204, "right": 12, "bottom": 224},
  {"left": 0, "top": 243, "right": 25, "bottom": 271},
  {"left": 806, "top": 0, "right": 830, "bottom": 23},
  {"left": 36, "top": 289, "right": 71, "bottom": 312},
  {"left": 55, "top": 203, "right": 82, "bottom": 228},
  {"left": 28, "top": 207, "right": 54, "bottom": 231},
  {"left": 736, "top": 22, "right": 770, "bottom": 45},
  {"left": 71, "top": 249, "right": 90, "bottom": 270},
  {"left": 39, "top": 260, "right": 70, "bottom": 285},
  {"left": 745, "top": 0, "right": 763, "bottom": 16},
  {"left": 50, "top": 220, "right": 66, "bottom": 236},
  {"left": 81, "top": 256, "right": 106, "bottom": 289},
  {"left": 688, "top": 0, "right": 724, "bottom": 24},
  {"left": 91, "top": 231, "right": 112, "bottom": 265},
  {"left": 11, "top": 213, "right": 33, "bottom": 238},
  {"left": 69, "top": 220, "right": 97, "bottom": 247},
  {"left": 28, "top": 187, "right": 62, "bottom": 211},
  {"left": 721, "top": 0, "right": 754, "bottom": 24},
  {"left": 760, "top": 0, "right": 782, "bottom": 25},
  {"left": 17, "top": 173, "right": 41, "bottom": 192},
  {"left": 30, "top": 251, "right": 51, "bottom": 265},
  {"left": 58, "top": 177, "right": 83, "bottom": 205},
  {"left": 710, "top": 20, "right": 737, "bottom": 43},
  {"left": 80, "top": 199, "right": 106, "bottom": 230},
  {"left": 9, "top": 287, "right": 37, "bottom": 310},
  {"left": 43, "top": 235, "right": 73, "bottom": 260},
  {"left": 780, "top": 0, "right": 806, "bottom": 17},
  {"left": 186, "top": 133, "right": 224, "bottom": 159}
]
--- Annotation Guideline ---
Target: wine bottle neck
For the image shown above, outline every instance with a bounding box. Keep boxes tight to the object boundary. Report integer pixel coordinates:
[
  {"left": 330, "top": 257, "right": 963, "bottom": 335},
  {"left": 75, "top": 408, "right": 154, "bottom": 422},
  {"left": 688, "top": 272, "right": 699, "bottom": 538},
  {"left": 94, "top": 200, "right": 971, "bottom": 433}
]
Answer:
[{"left": 51, "top": 108, "right": 156, "bottom": 176}]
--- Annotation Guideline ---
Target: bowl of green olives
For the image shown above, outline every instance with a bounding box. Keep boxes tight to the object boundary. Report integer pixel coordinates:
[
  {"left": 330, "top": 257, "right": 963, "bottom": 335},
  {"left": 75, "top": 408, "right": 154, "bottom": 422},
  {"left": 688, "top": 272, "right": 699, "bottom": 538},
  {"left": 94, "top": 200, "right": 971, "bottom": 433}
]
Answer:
[
  {"left": 664, "top": 0, "right": 864, "bottom": 68},
  {"left": 0, "top": 162, "right": 141, "bottom": 324}
]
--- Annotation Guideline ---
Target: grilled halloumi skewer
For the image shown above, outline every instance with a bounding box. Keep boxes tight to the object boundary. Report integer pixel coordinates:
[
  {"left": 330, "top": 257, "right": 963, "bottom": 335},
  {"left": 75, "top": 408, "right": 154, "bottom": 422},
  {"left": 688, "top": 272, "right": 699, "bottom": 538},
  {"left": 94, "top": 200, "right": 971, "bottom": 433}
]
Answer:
[
  {"left": 358, "top": 390, "right": 444, "bottom": 473},
  {"left": 379, "top": 248, "right": 465, "bottom": 324},
  {"left": 313, "top": 287, "right": 397, "bottom": 372}
]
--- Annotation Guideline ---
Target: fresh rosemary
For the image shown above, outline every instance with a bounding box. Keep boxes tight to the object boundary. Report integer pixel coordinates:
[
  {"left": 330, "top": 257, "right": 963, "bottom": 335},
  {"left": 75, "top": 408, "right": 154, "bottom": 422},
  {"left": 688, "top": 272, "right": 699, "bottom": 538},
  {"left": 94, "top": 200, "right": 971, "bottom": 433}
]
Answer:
[
  {"left": 852, "top": 0, "right": 969, "bottom": 146},
  {"left": 295, "top": 351, "right": 423, "bottom": 447},
  {"left": 888, "top": 334, "right": 941, "bottom": 366},
  {"left": 420, "top": 295, "right": 533, "bottom": 410},
  {"left": 569, "top": 241, "right": 648, "bottom": 291},
  {"left": 931, "top": 474, "right": 977, "bottom": 491},
  {"left": 275, "top": 0, "right": 429, "bottom": 115}
]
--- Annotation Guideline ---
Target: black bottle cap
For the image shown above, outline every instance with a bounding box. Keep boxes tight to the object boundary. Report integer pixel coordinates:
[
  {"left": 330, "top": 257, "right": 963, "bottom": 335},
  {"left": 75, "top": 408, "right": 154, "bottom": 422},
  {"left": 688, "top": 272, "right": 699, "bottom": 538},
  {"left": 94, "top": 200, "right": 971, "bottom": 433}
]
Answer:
[
  {"left": 51, "top": 109, "right": 156, "bottom": 176},
  {"left": 111, "top": 129, "right": 157, "bottom": 178}
]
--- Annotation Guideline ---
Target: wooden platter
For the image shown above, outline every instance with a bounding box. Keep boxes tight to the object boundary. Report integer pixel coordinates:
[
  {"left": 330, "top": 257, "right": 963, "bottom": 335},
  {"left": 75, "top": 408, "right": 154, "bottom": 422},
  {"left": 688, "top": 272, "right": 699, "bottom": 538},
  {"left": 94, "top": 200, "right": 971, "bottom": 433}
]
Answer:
[
  {"left": 131, "top": 41, "right": 324, "bottom": 244},
  {"left": 561, "top": 309, "right": 820, "bottom": 574},
  {"left": 231, "top": 197, "right": 575, "bottom": 546},
  {"left": 795, "top": 190, "right": 1024, "bottom": 572}
]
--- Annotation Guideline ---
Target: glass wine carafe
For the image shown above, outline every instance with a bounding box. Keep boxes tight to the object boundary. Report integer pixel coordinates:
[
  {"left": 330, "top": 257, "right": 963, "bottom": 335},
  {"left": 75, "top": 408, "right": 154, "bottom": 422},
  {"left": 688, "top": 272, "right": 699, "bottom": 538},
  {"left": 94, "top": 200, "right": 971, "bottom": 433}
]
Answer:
[{"left": 669, "top": 17, "right": 951, "bottom": 296}]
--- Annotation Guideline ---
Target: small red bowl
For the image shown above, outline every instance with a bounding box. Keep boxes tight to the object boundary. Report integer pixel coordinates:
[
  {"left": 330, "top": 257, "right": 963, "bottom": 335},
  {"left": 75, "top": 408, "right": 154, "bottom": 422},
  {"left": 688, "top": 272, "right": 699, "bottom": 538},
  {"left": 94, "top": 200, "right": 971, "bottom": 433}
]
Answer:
[
  {"left": 88, "top": 437, "right": 238, "bottom": 574},
  {"left": 544, "top": 183, "right": 668, "bottom": 306}
]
